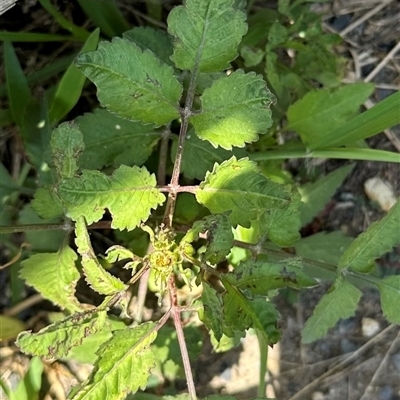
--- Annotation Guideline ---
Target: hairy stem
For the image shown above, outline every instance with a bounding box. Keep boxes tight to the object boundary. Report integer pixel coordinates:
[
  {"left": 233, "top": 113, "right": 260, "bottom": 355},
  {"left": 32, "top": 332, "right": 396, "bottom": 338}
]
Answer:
[{"left": 163, "top": 66, "right": 199, "bottom": 228}]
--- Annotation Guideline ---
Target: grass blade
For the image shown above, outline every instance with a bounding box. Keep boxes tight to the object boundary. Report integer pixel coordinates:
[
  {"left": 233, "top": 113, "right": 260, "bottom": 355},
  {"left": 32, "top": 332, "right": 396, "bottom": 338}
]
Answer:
[{"left": 0, "top": 32, "right": 81, "bottom": 42}]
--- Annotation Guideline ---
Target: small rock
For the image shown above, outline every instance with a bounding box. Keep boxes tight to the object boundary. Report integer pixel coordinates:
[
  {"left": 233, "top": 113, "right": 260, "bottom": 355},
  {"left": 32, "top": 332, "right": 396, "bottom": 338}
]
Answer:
[
  {"left": 364, "top": 177, "right": 397, "bottom": 212},
  {"left": 312, "top": 391, "right": 325, "bottom": 400},
  {"left": 361, "top": 317, "right": 380, "bottom": 338}
]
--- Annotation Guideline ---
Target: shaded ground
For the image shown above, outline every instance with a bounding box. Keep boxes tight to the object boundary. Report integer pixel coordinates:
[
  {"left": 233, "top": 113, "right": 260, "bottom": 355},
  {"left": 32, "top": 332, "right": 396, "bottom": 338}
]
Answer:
[{"left": 1, "top": 1, "right": 399, "bottom": 400}]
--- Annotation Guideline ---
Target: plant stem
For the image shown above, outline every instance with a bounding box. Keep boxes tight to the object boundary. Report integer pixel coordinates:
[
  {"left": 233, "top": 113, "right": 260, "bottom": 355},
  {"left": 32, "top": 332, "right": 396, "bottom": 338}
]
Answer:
[
  {"left": 163, "top": 65, "right": 199, "bottom": 228},
  {"left": 168, "top": 275, "right": 197, "bottom": 400}
]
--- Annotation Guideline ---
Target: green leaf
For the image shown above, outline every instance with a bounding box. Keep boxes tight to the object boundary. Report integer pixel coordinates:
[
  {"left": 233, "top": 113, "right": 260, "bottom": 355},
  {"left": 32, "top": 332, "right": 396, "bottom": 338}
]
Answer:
[
  {"left": 310, "top": 91, "right": 400, "bottom": 150},
  {"left": 76, "top": 0, "right": 129, "bottom": 38},
  {"left": 17, "top": 309, "right": 107, "bottom": 359},
  {"left": 75, "top": 217, "right": 127, "bottom": 296},
  {"left": 123, "top": 26, "right": 174, "bottom": 67},
  {"left": 225, "top": 259, "right": 317, "bottom": 293},
  {"left": 0, "top": 32, "right": 78, "bottom": 42},
  {"left": 240, "top": 45, "right": 265, "bottom": 67},
  {"left": 302, "top": 277, "right": 362, "bottom": 343},
  {"left": 0, "top": 162, "right": 18, "bottom": 226},
  {"left": 31, "top": 187, "right": 64, "bottom": 220},
  {"left": 20, "top": 246, "right": 82, "bottom": 313},
  {"left": 299, "top": 163, "right": 355, "bottom": 226},
  {"left": 12, "top": 357, "right": 43, "bottom": 400},
  {"left": 222, "top": 284, "right": 281, "bottom": 345},
  {"left": 75, "top": 38, "right": 182, "bottom": 126},
  {"left": 49, "top": 29, "right": 100, "bottom": 125},
  {"left": 376, "top": 275, "right": 400, "bottom": 323},
  {"left": 196, "top": 157, "right": 291, "bottom": 228},
  {"left": 259, "top": 187, "right": 302, "bottom": 246},
  {"left": 51, "top": 122, "right": 85, "bottom": 180},
  {"left": 172, "top": 131, "right": 247, "bottom": 180},
  {"left": 70, "top": 322, "right": 157, "bottom": 400},
  {"left": 287, "top": 83, "right": 375, "bottom": 146},
  {"left": 201, "top": 283, "right": 225, "bottom": 341},
  {"left": 338, "top": 199, "right": 400, "bottom": 273},
  {"left": 59, "top": 165, "right": 165, "bottom": 230},
  {"left": 76, "top": 108, "right": 160, "bottom": 170},
  {"left": 4, "top": 41, "right": 31, "bottom": 127},
  {"left": 182, "top": 213, "right": 234, "bottom": 264},
  {"left": 167, "top": 0, "right": 247, "bottom": 72},
  {"left": 0, "top": 315, "right": 26, "bottom": 341},
  {"left": 190, "top": 70, "right": 274, "bottom": 149}
]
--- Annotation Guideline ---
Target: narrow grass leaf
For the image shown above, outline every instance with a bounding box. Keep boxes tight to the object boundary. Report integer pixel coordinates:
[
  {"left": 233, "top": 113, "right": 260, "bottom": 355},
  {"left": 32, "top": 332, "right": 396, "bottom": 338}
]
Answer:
[
  {"left": 76, "top": 108, "right": 160, "bottom": 170},
  {"left": 167, "top": 0, "right": 247, "bottom": 72},
  {"left": 310, "top": 91, "right": 400, "bottom": 150},
  {"left": 0, "top": 32, "right": 78, "bottom": 42},
  {"left": 4, "top": 41, "right": 31, "bottom": 127},
  {"left": 59, "top": 165, "right": 165, "bottom": 230},
  {"left": 302, "top": 277, "right": 362, "bottom": 343},
  {"left": 377, "top": 275, "right": 400, "bottom": 323},
  {"left": 12, "top": 357, "right": 43, "bottom": 400},
  {"left": 190, "top": 70, "right": 274, "bottom": 149},
  {"left": 76, "top": 0, "right": 129, "bottom": 38},
  {"left": 287, "top": 83, "right": 374, "bottom": 146},
  {"left": 299, "top": 163, "right": 355, "bottom": 226},
  {"left": 338, "top": 199, "right": 400, "bottom": 273},
  {"left": 75, "top": 38, "right": 182, "bottom": 126},
  {"left": 17, "top": 310, "right": 107, "bottom": 359},
  {"left": 49, "top": 29, "right": 100, "bottom": 125},
  {"left": 20, "top": 246, "right": 82, "bottom": 312},
  {"left": 70, "top": 322, "right": 157, "bottom": 400},
  {"left": 75, "top": 217, "right": 127, "bottom": 296},
  {"left": 196, "top": 157, "right": 291, "bottom": 228}
]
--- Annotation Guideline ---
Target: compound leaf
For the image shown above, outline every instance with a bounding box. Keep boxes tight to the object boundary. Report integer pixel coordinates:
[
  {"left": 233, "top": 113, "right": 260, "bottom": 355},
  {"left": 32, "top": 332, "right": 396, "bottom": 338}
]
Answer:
[
  {"left": 51, "top": 122, "right": 85, "bottom": 180},
  {"left": 225, "top": 259, "right": 317, "bottom": 293},
  {"left": 58, "top": 165, "right": 165, "bottom": 230},
  {"left": 75, "top": 37, "right": 182, "bottom": 126},
  {"left": 16, "top": 309, "right": 107, "bottom": 359},
  {"left": 167, "top": 0, "right": 247, "bottom": 72},
  {"left": 123, "top": 26, "right": 174, "bottom": 67},
  {"left": 377, "top": 275, "right": 400, "bottom": 323},
  {"left": 20, "top": 246, "right": 82, "bottom": 313},
  {"left": 75, "top": 217, "right": 127, "bottom": 295},
  {"left": 76, "top": 108, "right": 160, "bottom": 170},
  {"left": 190, "top": 70, "right": 274, "bottom": 149},
  {"left": 196, "top": 157, "right": 291, "bottom": 228},
  {"left": 338, "top": 199, "right": 400, "bottom": 273},
  {"left": 287, "top": 83, "right": 374, "bottom": 146},
  {"left": 70, "top": 322, "right": 157, "bottom": 400},
  {"left": 302, "top": 277, "right": 362, "bottom": 343},
  {"left": 172, "top": 131, "right": 246, "bottom": 180}
]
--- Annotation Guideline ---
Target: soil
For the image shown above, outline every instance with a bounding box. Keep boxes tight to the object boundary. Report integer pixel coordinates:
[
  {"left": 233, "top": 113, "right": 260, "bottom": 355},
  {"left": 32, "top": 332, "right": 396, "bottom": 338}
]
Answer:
[{"left": 1, "top": 1, "right": 399, "bottom": 400}]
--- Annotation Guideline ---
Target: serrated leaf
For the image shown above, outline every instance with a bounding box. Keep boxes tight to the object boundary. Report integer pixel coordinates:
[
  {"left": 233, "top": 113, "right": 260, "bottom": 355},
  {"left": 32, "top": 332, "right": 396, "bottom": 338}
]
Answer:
[
  {"left": 75, "top": 37, "right": 182, "bottom": 126},
  {"left": 51, "top": 122, "right": 85, "bottom": 180},
  {"left": 259, "top": 187, "right": 302, "bottom": 246},
  {"left": 76, "top": 108, "right": 160, "bottom": 170},
  {"left": 190, "top": 70, "right": 274, "bottom": 149},
  {"left": 338, "top": 199, "right": 400, "bottom": 273},
  {"left": 196, "top": 157, "right": 291, "bottom": 228},
  {"left": 58, "top": 165, "right": 165, "bottom": 230},
  {"left": 167, "top": 0, "right": 247, "bottom": 72},
  {"left": 201, "top": 283, "right": 225, "bottom": 341},
  {"left": 222, "top": 283, "right": 281, "bottom": 345},
  {"left": 123, "top": 27, "right": 174, "bottom": 67},
  {"left": 104, "top": 245, "right": 141, "bottom": 271},
  {"left": 17, "top": 310, "right": 107, "bottom": 359},
  {"left": 377, "top": 275, "right": 400, "bottom": 323},
  {"left": 299, "top": 164, "right": 355, "bottom": 226},
  {"left": 70, "top": 322, "right": 157, "bottom": 400},
  {"left": 31, "top": 187, "right": 64, "bottom": 220},
  {"left": 172, "top": 131, "right": 247, "bottom": 180},
  {"left": 20, "top": 246, "right": 82, "bottom": 313},
  {"left": 182, "top": 214, "right": 234, "bottom": 264},
  {"left": 240, "top": 45, "right": 265, "bottom": 67},
  {"left": 302, "top": 277, "right": 362, "bottom": 343},
  {"left": 287, "top": 83, "right": 374, "bottom": 146},
  {"left": 225, "top": 259, "right": 317, "bottom": 293},
  {"left": 75, "top": 218, "right": 127, "bottom": 296}
]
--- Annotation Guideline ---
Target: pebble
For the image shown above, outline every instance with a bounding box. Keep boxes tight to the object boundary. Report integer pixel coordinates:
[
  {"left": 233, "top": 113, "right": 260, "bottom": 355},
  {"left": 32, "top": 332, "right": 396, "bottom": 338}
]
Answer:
[
  {"left": 361, "top": 317, "right": 380, "bottom": 338},
  {"left": 312, "top": 391, "right": 325, "bottom": 400},
  {"left": 364, "top": 177, "right": 397, "bottom": 212}
]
